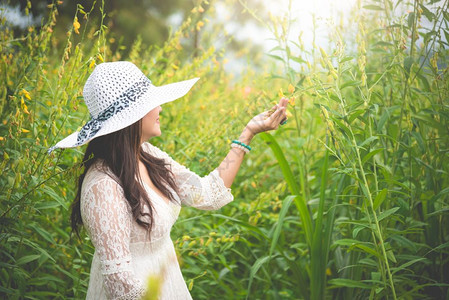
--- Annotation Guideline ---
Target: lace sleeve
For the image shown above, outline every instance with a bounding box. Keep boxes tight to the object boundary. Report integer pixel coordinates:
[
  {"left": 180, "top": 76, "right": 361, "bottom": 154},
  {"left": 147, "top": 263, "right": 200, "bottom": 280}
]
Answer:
[
  {"left": 143, "top": 142, "right": 234, "bottom": 210},
  {"left": 81, "top": 174, "right": 145, "bottom": 300}
]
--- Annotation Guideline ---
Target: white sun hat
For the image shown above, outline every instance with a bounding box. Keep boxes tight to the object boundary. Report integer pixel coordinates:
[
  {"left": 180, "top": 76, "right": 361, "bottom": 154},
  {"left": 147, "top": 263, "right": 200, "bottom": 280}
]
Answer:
[{"left": 48, "top": 61, "right": 199, "bottom": 154}]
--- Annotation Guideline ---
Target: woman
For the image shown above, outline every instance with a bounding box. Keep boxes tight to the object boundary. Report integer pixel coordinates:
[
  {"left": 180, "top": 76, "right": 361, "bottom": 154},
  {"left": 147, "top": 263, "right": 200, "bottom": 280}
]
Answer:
[{"left": 49, "top": 61, "right": 288, "bottom": 299}]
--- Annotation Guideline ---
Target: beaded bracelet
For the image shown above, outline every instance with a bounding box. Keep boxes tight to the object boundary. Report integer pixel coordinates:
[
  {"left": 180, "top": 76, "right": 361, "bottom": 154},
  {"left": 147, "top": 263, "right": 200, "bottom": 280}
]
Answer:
[
  {"left": 231, "top": 140, "right": 252, "bottom": 151},
  {"left": 231, "top": 143, "right": 250, "bottom": 154}
]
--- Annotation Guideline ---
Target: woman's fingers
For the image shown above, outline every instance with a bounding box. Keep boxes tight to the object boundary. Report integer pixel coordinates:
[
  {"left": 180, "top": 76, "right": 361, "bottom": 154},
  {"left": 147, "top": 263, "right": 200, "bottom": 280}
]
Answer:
[
  {"left": 268, "top": 106, "right": 286, "bottom": 129},
  {"left": 278, "top": 97, "right": 289, "bottom": 108},
  {"left": 264, "top": 104, "right": 278, "bottom": 119}
]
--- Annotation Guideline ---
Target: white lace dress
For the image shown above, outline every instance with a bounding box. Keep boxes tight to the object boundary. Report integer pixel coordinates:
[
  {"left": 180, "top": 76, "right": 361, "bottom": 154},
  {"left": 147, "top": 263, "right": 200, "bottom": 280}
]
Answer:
[{"left": 80, "top": 141, "right": 234, "bottom": 299}]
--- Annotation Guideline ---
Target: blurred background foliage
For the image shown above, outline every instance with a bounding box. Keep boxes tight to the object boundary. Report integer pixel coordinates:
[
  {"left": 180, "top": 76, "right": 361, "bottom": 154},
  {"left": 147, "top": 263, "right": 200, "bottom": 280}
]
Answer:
[
  {"left": 8, "top": 0, "right": 269, "bottom": 61},
  {"left": 1, "top": 0, "right": 448, "bottom": 299}
]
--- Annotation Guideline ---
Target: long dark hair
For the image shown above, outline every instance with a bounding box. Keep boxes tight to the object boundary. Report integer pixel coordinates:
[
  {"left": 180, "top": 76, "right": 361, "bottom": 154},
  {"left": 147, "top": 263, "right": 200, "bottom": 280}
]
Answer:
[{"left": 70, "top": 119, "right": 180, "bottom": 238}]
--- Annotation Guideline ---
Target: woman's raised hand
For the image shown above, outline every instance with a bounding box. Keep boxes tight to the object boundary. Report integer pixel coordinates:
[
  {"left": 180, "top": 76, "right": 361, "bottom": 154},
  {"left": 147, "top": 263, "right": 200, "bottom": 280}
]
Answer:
[{"left": 245, "top": 98, "right": 289, "bottom": 136}]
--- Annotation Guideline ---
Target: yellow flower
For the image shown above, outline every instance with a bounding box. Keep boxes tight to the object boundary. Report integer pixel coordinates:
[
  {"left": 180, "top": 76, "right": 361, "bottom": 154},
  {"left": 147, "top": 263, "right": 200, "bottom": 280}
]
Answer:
[
  {"left": 288, "top": 83, "right": 295, "bottom": 94},
  {"left": 319, "top": 47, "right": 328, "bottom": 59},
  {"left": 97, "top": 54, "right": 104, "bottom": 63},
  {"left": 145, "top": 275, "right": 162, "bottom": 300},
  {"left": 251, "top": 182, "right": 257, "bottom": 188},
  {"left": 20, "top": 97, "right": 30, "bottom": 114},
  {"left": 331, "top": 70, "right": 338, "bottom": 80},
  {"left": 289, "top": 97, "right": 296, "bottom": 106},
  {"left": 198, "top": 5, "right": 204, "bottom": 13},
  {"left": 73, "top": 17, "right": 80, "bottom": 34},
  {"left": 321, "top": 106, "right": 329, "bottom": 119},
  {"left": 0, "top": 137, "right": 4, "bottom": 141},
  {"left": 22, "top": 128, "right": 30, "bottom": 133},
  {"left": 89, "top": 59, "right": 96, "bottom": 69},
  {"left": 171, "top": 64, "right": 179, "bottom": 70},
  {"left": 278, "top": 88, "right": 284, "bottom": 98},
  {"left": 21, "top": 89, "right": 31, "bottom": 100},
  {"left": 196, "top": 21, "right": 204, "bottom": 31}
]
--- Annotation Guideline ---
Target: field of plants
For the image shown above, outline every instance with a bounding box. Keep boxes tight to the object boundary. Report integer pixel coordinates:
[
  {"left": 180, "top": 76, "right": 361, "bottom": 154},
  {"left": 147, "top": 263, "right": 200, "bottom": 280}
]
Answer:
[{"left": 1, "top": 0, "right": 448, "bottom": 299}]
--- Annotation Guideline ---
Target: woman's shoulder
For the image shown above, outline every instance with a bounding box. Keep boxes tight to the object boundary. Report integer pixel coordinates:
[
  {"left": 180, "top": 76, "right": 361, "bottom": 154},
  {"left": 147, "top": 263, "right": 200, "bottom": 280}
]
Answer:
[
  {"left": 141, "top": 141, "right": 169, "bottom": 159},
  {"left": 82, "top": 160, "right": 122, "bottom": 194}
]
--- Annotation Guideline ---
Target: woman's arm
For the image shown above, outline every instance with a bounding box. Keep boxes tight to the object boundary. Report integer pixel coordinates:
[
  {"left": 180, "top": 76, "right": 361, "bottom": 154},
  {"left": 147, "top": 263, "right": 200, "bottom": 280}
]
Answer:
[
  {"left": 217, "top": 98, "right": 289, "bottom": 188},
  {"left": 216, "top": 126, "right": 254, "bottom": 188},
  {"left": 81, "top": 175, "right": 145, "bottom": 299}
]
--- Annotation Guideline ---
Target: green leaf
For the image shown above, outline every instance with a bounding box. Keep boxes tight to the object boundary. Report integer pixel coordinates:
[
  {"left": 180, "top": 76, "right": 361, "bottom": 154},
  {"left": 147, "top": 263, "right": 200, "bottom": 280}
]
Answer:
[
  {"left": 268, "top": 45, "right": 284, "bottom": 53},
  {"left": 332, "top": 118, "right": 352, "bottom": 141},
  {"left": 16, "top": 254, "right": 41, "bottom": 265},
  {"left": 407, "top": 12, "right": 415, "bottom": 28},
  {"left": 419, "top": 4, "right": 434, "bottom": 21},
  {"left": 339, "top": 56, "right": 354, "bottom": 63},
  {"left": 266, "top": 54, "right": 285, "bottom": 62},
  {"left": 424, "top": 30, "right": 437, "bottom": 45},
  {"left": 348, "top": 109, "right": 366, "bottom": 124},
  {"left": 259, "top": 132, "right": 313, "bottom": 245},
  {"left": 246, "top": 255, "right": 276, "bottom": 298},
  {"left": 417, "top": 72, "right": 430, "bottom": 91},
  {"left": 351, "top": 244, "right": 381, "bottom": 258},
  {"left": 352, "top": 226, "right": 366, "bottom": 238},
  {"left": 373, "top": 41, "right": 393, "bottom": 48},
  {"left": 387, "top": 249, "right": 397, "bottom": 263},
  {"left": 269, "top": 195, "right": 295, "bottom": 256},
  {"left": 334, "top": 239, "right": 367, "bottom": 246},
  {"left": 340, "top": 80, "right": 362, "bottom": 90},
  {"left": 426, "top": 241, "right": 449, "bottom": 255},
  {"left": 404, "top": 56, "right": 413, "bottom": 78},
  {"left": 290, "top": 56, "right": 306, "bottom": 64},
  {"left": 33, "top": 225, "right": 56, "bottom": 245},
  {"left": 411, "top": 131, "right": 426, "bottom": 152},
  {"left": 42, "top": 185, "right": 68, "bottom": 210},
  {"left": 362, "top": 148, "right": 384, "bottom": 165},
  {"left": 359, "top": 136, "right": 379, "bottom": 149},
  {"left": 363, "top": 5, "right": 383, "bottom": 11},
  {"left": 391, "top": 258, "right": 426, "bottom": 274},
  {"left": 378, "top": 207, "right": 400, "bottom": 222},
  {"left": 373, "top": 188, "right": 388, "bottom": 210},
  {"left": 377, "top": 106, "right": 400, "bottom": 131},
  {"left": 328, "top": 278, "right": 372, "bottom": 289}
]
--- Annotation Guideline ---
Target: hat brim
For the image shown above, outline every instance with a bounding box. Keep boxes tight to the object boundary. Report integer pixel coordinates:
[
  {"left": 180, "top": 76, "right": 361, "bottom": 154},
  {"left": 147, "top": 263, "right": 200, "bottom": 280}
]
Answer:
[{"left": 49, "top": 77, "right": 200, "bottom": 151}]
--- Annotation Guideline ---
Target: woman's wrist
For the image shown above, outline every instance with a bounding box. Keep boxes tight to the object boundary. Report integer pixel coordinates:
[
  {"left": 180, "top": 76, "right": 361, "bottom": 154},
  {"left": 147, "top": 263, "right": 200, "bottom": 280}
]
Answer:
[{"left": 238, "top": 126, "right": 255, "bottom": 145}]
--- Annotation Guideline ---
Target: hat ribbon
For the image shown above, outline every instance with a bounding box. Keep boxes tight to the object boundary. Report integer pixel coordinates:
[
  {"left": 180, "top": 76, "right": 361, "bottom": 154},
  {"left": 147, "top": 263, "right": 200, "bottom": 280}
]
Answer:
[{"left": 48, "top": 77, "right": 152, "bottom": 154}]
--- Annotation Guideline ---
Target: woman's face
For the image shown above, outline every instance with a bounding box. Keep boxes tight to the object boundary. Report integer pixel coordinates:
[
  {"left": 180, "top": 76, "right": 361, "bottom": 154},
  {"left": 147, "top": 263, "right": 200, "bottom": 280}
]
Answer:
[{"left": 141, "top": 105, "right": 162, "bottom": 142}]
